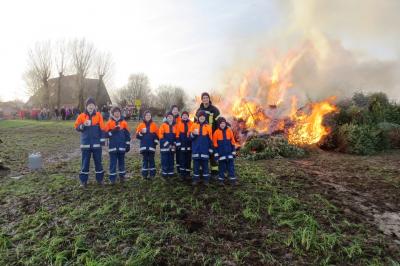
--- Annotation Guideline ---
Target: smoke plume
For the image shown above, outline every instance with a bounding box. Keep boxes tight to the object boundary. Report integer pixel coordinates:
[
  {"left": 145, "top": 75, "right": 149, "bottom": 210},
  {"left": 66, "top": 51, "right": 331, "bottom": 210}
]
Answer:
[{"left": 222, "top": 0, "right": 400, "bottom": 103}]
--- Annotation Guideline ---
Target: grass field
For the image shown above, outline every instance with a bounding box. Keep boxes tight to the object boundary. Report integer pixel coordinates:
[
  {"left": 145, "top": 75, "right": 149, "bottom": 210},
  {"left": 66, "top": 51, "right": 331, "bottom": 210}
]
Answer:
[{"left": 0, "top": 120, "right": 399, "bottom": 265}]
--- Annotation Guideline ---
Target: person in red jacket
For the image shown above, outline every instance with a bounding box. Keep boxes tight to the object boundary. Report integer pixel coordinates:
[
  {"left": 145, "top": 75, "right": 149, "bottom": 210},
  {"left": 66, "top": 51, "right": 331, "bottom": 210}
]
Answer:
[
  {"left": 213, "top": 117, "right": 238, "bottom": 185},
  {"left": 175, "top": 111, "right": 193, "bottom": 180},
  {"left": 74, "top": 97, "right": 106, "bottom": 187},
  {"left": 158, "top": 112, "right": 177, "bottom": 179},
  {"left": 105, "top": 106, "right": 131, "bottom": 184}
]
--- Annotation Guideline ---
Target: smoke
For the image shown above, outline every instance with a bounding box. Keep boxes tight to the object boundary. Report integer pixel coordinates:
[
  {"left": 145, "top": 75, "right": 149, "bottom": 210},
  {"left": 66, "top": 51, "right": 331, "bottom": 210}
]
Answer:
[{"left": 222, "top": 0, "right": 400, "bottom": 103}]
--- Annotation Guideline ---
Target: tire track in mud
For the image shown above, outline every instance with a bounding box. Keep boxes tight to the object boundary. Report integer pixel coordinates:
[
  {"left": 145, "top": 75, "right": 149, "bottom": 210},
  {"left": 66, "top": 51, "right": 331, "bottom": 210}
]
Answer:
[{"left": 291, "top": 158, "right": 400, "bottom": 243}]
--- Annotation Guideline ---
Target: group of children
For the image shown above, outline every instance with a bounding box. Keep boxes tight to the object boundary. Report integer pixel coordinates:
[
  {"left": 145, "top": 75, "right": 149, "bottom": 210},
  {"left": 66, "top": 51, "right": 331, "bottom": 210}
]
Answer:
[{"left": 74, "top": 96, "right": 238, "bottom": 188}]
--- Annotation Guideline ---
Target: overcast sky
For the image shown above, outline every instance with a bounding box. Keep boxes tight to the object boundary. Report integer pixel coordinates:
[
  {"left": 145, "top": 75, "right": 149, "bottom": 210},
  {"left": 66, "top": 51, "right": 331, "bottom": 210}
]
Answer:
[
  {"left": 0, "top": 0, "right": 281, "bottom": 101},
  {"left": 0, "top": 0, "right": 398, "bottom": 102}
]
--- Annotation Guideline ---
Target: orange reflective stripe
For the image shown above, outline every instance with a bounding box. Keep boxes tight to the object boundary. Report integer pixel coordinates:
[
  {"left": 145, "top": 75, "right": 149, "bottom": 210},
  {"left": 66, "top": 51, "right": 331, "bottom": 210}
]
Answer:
[
  {"left": 106, "top": 119, "right": 128, "bottom": 132},
  {"left": 74, "top": 113, "right": 86, "bottom": 129},
  {"left": 137, "top": 122, "right": 158, "bottom": 134},
  {"left": 150, "top": 123, "right": 158, "bottom": 133},
  {"left": 91, "top": 113, "right": 99, "bottom": 125},
  {"left": 158, "top": 124, "right": 165, "bottom": 139},
  {"left": 120, "top": 121, "right": 129, "bottom": 132},
  {"left": 228, "top": 128, "right": 237, "bottom": 145},
  {"left": 136, "top": 122, "right": 145, "bottom": 134},
  {"left": 212, "top": 131, "right": 219, "bottom": 147},
  {"left": 159, "top": 123, "right": 175, "bottom": 139}
]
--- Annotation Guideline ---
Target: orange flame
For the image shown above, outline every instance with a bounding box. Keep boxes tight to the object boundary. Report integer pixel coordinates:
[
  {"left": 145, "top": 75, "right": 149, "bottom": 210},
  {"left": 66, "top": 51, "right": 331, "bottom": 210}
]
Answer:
[
  {"left": 288, "top": 97, "right": 338, "bottom": 145},
  {"left": 219, "top": 46, "right": 338, "bottom": 146}
]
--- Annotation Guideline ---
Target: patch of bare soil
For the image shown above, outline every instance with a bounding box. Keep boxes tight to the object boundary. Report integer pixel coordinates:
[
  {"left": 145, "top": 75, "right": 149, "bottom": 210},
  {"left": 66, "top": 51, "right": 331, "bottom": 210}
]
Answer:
[{"left": 271, "top": 150, "right": 400, "bottom": 241}]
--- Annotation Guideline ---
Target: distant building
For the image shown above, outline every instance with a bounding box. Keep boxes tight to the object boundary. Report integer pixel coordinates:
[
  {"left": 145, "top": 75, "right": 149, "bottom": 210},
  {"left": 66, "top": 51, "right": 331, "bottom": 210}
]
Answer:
[
  {"left": 0, "top": 100, "right": 25, "bottom": 119},
  {"left": 26, "top": 74, "right": 111, "bottom": 108}
]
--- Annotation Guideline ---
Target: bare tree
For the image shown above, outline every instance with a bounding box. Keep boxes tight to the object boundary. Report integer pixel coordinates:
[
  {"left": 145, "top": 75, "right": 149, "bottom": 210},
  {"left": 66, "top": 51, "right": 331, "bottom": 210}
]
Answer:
[
  {"left": 114, "top": 73, "right": 152, "bottom": 107},
  {"left": 54, "top": 40, "right": 70, "bottom": 110},
  {"left": 23, "top": 68, "right": 43, "bottom": 96},
  {"left": 155, "top": 85, "right": 187, "bottom": 112},
  {"left": 70, "top": 38, "right": 95, "bottom": 111},
  {"left": 94, "top": 51, "right": 114, "bottom": 104},
  {"left": 28, "top": 41, "right": 52, "bottom": 108}
]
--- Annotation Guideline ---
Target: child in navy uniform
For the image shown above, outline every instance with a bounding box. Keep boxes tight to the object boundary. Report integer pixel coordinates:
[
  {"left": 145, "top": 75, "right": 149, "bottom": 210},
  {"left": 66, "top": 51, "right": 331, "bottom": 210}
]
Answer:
[
  {"left": 213, "top": 117, "right": 238, "bottom": 185},
  {"left": 136, "top": 110, "right": 159, "bottom": 179},
  {"left": 175, "top": 111, "right": 193, "bottom": 180},
  {"left": 105, "top": 106, "right": 131, "bottom": 184},
  {"left": 189, "top": 110, "right": 213, "bottom": 185},
  {"left": 171, "top": 105, "right": 181, "bottom": 173},
  {"left": 158, "top": 112, "right": 177, "bottom": 179},
  {"left": 74, "top": 97, "right": 106, "bottom": 187}
]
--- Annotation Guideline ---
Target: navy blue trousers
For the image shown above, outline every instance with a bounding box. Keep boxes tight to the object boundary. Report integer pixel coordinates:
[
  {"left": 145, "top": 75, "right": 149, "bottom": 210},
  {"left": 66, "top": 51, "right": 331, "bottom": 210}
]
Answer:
[
  {"left": 141, "top": 151, "right": 156, "bottom": 177},
  {"left": 161, "top": 151, "right": 174, "bottom": 177},
  {"left": 175, "top": 151, "right": 180, "bottom": 173},
  {"left": 218, "top": 159, "right": 235, "bottom": 181},
  {"left": 193, "top": 159, "right": 209, "bottom": 181},
  {"left": 178, "top": 151, "right": 191, "bottom": 177},
  {"left": 109, "top": 152, "right": 126, "bottom": 183},
  {"left": 79, "top": 148, "right": 104, "bottom": 184}
]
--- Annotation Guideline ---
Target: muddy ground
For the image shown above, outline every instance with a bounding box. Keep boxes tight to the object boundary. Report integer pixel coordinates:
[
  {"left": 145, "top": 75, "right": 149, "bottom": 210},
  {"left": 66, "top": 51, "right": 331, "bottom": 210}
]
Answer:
[
  {"left": 268, "top": 150, "right": 400, "bottom": 241},
  {"left": 0, "top": 120, "right": 399, "bottom": 265}
]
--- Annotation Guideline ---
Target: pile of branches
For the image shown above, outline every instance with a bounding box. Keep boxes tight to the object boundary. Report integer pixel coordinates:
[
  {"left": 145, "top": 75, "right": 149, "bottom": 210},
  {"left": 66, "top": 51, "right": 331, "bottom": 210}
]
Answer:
[{"left": 240, "top": 135, "right": 306, "bottom": 160}]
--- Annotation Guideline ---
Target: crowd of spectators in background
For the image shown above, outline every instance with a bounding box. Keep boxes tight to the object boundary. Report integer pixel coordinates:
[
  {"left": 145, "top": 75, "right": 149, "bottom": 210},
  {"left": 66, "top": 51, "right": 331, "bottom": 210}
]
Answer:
[{"left": 1, "top": 104, "right": 145, "bottom": 121}]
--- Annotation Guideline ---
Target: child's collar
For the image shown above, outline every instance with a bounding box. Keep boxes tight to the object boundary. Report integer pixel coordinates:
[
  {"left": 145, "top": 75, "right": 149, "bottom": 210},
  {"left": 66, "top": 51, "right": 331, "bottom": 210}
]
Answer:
[
  {"left": 85, "top": 110, "right": 96, "bottom": 116},
  {"left": 111, "top": 114, "right": 122, "bottom": 122}
]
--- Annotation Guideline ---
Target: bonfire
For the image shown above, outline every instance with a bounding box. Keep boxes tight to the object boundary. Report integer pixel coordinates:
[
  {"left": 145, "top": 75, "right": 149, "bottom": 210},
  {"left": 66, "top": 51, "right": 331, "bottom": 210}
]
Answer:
[{"left": 215, "top": 48, "right": 339, "bottom": 149}]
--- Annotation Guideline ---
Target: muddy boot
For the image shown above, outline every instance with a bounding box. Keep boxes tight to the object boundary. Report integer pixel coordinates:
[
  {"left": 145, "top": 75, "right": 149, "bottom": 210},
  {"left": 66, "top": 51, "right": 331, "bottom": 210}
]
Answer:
[
  {"left": 97, "top": 181, "right": 104, "bottom": 186},
  {"left": 79, "top": 182, "right": 87, "bottom": 188},
  {"left": 203, "top": 180, "right": 209, "bottom": 186},
  {"left": 191, "top": 180, "right": 199, "bottom": 186},
  {"left": 230, "top": 179, "right": 238, "bottom": 186},
  {"left": 218, "top": 180, "right": 225, "bottom": 186},
  {"left": 120, "top": 177, "right": 125, "bottom": 183}
]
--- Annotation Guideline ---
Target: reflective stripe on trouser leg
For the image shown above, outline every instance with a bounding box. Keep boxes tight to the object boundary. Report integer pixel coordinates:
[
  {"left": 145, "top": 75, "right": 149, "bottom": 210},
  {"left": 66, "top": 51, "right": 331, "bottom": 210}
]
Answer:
[
  {"left": 168, "top": 151, "right": 175, "bottom": 177},
  {"left": 148, "top": 152, "right": 156, "bottom": 177},
  {"left": 210, "top": 153, "right": 218, "bottom": 173},
  {"left": 118, "top": 153, "right": 125, "bottom": 178},
  {"left": 184, "top": 151, "right": 192, "bottom": 176},
  {"left": 218, "top": 160, "right": 227, "bottom": 181},
  {"left": 227, "top": 159, "right": 236, "bottom": 180},
  {"left": 161, "top": 152, "right": 169, "bottom": 177},
  {"left": 79, "top": 149, "right": 91, "bottom": 183},
  {"left": 201, "top": 159, "right": 210, "bottom": 181},
  {"left": 178, "top": 150, "right": 185, "bottom": 175},
  {"left": 185, "top": 151, "right": 192, "bottom": 175},
  {"left": 93, "top": 149, "right": 104, "bottom": 183},
  {"left": 142, "top": 153, "right": 149, "bottom": 177},
  {"left": 193, "top": 159, "right": 200, "bottom": 181},
  {"left": 179, "top": 150, "right": 191, "bottom": 176},
  {"left": 176, "top": 151, "right": 180, "bottom": 173},
  {"left": 109, "top": 152, "right": 118, "bottom": 183}
]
